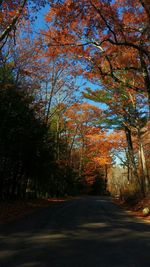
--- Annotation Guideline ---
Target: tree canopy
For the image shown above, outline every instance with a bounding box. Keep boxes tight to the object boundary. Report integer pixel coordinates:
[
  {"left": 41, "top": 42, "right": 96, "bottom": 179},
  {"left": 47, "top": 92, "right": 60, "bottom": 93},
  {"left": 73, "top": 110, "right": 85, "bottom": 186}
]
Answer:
[{"left": 0, "top": 0, "right": 149, "bottom": 200}]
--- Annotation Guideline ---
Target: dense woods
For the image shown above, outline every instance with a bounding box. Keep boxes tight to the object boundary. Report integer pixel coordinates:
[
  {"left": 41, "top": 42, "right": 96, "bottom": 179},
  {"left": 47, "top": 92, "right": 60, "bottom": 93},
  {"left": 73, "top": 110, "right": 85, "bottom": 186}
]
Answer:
[{"left": 0, "top": 0, "right": 149, "bottom": 201}]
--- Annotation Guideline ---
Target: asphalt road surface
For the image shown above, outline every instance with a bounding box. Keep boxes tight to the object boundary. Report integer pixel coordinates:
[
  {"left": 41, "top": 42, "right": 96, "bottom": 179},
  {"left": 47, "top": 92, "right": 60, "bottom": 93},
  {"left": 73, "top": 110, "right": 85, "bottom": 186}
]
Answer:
[{"left": 0, "top": 196, "right": 150, "bottom": 267}]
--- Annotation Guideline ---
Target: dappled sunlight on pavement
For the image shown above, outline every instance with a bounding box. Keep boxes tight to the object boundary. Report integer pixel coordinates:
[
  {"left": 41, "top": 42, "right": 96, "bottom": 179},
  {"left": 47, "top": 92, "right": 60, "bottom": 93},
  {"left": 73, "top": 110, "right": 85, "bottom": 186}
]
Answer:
[{"left": 0, "top": 197, "right": 150, "bottom": 267}]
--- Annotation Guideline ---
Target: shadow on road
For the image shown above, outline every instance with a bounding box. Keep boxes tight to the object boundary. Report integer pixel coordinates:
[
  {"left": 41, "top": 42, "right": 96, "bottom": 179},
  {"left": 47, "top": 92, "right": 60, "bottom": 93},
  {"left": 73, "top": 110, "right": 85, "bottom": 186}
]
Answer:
[{"left": 0, "top": 197, "right": 150, "bottom": 267}]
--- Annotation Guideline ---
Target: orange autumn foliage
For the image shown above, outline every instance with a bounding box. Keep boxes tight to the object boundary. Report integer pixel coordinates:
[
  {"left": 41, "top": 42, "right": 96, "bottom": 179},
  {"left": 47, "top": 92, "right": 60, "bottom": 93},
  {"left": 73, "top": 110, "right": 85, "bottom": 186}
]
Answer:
[
  {"left": 44, "top": 0, "right": 150, "bottom": 109},
  {"left": 64, "top": 103, "right": 125, "bottom": 183}
]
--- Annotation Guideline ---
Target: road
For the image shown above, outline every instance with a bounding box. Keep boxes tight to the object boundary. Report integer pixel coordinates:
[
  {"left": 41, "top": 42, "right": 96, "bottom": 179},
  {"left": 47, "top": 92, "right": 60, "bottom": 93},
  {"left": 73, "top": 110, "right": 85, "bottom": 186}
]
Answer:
[{"left": 0, "top": 196, "right": 150, "bottom": 267}]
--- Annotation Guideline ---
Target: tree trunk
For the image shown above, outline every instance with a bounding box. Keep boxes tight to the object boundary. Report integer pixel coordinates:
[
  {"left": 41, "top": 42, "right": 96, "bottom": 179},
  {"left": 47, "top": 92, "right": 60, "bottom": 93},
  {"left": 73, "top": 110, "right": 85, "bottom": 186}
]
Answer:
[
  {"left": 138, "top": 132, "right": 150, "bottom": 195},
  {"left": 124, "top": 126, "right": 141, "bottom": 192}
]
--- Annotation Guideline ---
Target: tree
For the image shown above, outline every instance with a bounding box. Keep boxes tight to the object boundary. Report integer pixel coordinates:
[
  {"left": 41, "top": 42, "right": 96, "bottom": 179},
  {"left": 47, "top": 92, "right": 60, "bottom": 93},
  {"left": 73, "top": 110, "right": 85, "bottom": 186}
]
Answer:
[
  {"left": 0, "top": 0, "right": 48, "bottom": 47},
  {"left": 44, "top": 0, "right": 150, "bottom": 196},
  {"left": 0, "top": 81, "right": 55, "bottom": 199},
  {"left": 38, "top": 55, "right": 81, "bottom": 125},
  {"left": 64, "top": 102, "right": 119, "bottom": 190},
  {"left": 0, "top": 17, "right": 86, "bottom": 198},
  {"left": 84, "top": 85, "right": 149, "bottom": 195},
  {"left": 44, "top": 0, "right": 150, "bottom": 113}
]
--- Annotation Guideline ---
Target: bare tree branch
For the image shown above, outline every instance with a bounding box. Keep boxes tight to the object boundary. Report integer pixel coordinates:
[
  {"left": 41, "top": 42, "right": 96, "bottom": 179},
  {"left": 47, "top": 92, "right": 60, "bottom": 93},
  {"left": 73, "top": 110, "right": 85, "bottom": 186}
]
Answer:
[{"left": 0, "top": 0, "right": 27, "bottom": 44}]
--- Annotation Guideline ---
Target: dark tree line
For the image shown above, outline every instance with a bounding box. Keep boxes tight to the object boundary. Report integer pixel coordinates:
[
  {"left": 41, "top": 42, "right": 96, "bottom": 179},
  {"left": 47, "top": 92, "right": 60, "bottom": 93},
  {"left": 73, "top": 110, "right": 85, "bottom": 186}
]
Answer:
[
  {"left": 0, "top": 0, "right": 116, "bottom": 200},
  {"left": 0, "top": 67, "right": 84, "bottom": 200}
]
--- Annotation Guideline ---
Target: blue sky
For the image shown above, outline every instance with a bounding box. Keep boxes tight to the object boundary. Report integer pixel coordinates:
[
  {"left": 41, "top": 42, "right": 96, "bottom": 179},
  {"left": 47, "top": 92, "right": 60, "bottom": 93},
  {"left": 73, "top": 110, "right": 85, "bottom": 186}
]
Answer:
[
  {"left": 31, "top": 5, "right": 107, "bottom": 109},
  {"left": 31, "top": 5, "right": 50, "bottom": 32},
  {"left": 30, "top": 5, "right": 122, "bottom": 165}
]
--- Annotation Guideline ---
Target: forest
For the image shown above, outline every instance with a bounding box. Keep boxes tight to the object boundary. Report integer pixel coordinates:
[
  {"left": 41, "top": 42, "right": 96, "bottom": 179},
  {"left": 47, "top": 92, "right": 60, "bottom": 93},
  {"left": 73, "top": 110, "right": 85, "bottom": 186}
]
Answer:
[{"left": 0, "top": 0, "right": 149, "bottom": 201}]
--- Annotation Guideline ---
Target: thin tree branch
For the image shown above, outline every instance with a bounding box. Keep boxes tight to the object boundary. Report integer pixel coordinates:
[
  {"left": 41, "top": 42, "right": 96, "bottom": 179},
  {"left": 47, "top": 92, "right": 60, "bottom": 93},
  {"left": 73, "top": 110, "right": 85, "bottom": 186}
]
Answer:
[
  {"left": 139, "top": 0, "right": 150, "bottom": 21},
  {"left": 0, "top": 0, "right": 27, "bottom": 44}
]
